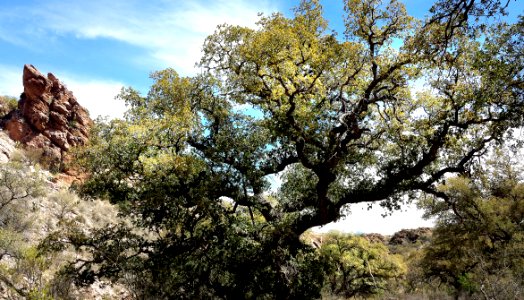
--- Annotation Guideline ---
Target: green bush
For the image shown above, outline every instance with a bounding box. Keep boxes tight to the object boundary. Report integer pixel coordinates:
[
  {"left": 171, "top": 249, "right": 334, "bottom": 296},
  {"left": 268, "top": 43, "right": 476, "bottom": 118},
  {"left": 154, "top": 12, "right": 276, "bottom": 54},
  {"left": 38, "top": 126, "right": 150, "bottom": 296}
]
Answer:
[
  {"left": 320, "top": 232, "right": 406, "bottom": 298},
  {"left": 0, "top": 95, "right": 18, "bottom": 118}
]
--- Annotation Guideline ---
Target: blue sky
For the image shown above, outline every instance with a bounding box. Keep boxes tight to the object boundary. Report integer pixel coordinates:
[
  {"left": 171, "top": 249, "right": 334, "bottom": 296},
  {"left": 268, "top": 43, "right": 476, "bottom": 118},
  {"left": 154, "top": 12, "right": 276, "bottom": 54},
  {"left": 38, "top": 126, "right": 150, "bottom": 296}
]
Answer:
[
  {"left": 0, "top": 0, "right": 522, "bottom": 234},
  {"left": 2, "top": 0, "right": 518, "bottom": 116},
  {"left": 0, "top": 0, "right": 440, "bottom": 118}
]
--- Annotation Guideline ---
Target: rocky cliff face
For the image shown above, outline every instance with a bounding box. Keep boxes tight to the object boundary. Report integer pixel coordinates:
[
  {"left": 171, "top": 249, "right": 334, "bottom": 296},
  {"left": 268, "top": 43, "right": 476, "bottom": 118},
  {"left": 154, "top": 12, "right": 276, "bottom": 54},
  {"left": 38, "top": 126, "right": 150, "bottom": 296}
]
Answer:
[{"left": 1, "top": 64, "right": 92, "bottom": 168}]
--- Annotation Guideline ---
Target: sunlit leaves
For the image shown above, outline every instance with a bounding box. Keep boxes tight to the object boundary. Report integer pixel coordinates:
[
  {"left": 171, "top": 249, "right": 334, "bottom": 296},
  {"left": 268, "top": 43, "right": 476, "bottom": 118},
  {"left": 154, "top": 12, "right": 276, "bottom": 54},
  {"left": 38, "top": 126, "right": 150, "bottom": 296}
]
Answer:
[
  {"left": 344, "top": 0, "right": 414, "bottom": 44},
  {"left": 320, "top": 232, "right": 406, "bottom": 298}
]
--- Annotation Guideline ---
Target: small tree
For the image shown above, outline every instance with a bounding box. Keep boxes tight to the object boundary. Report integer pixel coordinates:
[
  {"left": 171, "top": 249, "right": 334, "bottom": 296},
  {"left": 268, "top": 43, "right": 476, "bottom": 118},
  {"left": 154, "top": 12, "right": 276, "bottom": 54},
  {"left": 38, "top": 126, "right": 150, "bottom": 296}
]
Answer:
[
  {"left": 320, "top": 232, "right": 406, "bottom": 298},
  {"left": 419, "top": 155, "right": 524, "bottom": 299},
  {"left": 0, "top": 95, "right": 18, "bottom": 118},
  {"left": 0, "top": 158, "right": 52, "bottom": 298},
  {"left": 0, "top": 157, "right": 45, "bottom": 231}
]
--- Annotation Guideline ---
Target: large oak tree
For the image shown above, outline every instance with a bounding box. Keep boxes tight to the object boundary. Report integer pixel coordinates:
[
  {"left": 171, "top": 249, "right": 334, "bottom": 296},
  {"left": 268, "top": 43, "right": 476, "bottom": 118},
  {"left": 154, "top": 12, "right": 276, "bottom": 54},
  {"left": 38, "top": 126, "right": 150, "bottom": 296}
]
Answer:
[{"left": 55, "top": 0, "right": 523, "bottom": 298}]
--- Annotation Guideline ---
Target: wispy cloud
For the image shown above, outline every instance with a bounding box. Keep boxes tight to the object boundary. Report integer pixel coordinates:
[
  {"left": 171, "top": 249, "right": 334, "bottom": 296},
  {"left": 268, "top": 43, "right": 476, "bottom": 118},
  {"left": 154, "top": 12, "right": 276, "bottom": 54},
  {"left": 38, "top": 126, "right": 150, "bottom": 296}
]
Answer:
[
  {"left": 314, "top": 202, "right": 435, "bottom": 235},
  {"left": 2, "top": 0, "right": 279, "bottom": 75},
  {"left": 0, "top": 1, "right": 280, "bottom": 118}
]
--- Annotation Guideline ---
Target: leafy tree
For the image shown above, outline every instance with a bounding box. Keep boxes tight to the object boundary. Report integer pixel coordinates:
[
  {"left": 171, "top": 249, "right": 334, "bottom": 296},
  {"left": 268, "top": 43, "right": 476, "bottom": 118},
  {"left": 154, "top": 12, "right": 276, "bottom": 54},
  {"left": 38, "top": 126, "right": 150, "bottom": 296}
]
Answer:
[
  {"left": 0, "top": 158, "right": 53, "bottom": 298},
  {"left": 419, "top": 154, "right": 524, "bottom": 299},
  {"left": 61, "top": 0, "right": 524, "bottom": 298},
  {"left": 0, "top": 155, "right": 45, "bottom": 232},
  {"left": 319, "top": 232, "right": 405, "bottom": 298}
]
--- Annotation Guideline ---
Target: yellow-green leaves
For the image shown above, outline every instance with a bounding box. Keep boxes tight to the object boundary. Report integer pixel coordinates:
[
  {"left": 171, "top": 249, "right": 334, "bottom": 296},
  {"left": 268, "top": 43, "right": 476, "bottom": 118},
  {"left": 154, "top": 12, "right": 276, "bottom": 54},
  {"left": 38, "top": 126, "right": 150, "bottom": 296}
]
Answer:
[
  {"left": 344, "top": 0, "right": 414, "bottom": 45},
  {"left": 200, "top": 5, "right": 341, "bottom": 143},
  {"left": 148, "top": 69, "right": 193, "bottom": 118},
  {"left": 320, "top": 232, "right": 406, "bottom": 298},
  {"left": 419, "top": 156, "right": 524, "bottom": 298}
]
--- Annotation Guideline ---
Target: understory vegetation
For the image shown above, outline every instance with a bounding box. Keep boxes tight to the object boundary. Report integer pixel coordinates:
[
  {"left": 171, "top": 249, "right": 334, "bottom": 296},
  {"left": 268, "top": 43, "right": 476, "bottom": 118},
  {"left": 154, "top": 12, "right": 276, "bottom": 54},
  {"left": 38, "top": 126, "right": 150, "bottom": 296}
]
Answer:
[
  {"left": 1, "top": 0, "right": 523, "bottom": 298},
  {"left": 1, "top": 151, "right": 523, "bottom": 299}
]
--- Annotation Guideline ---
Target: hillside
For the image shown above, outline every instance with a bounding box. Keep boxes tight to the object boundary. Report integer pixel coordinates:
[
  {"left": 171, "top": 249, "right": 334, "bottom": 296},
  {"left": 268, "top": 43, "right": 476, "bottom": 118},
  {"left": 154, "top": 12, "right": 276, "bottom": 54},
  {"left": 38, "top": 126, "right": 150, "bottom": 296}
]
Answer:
[{"left": 0, "top": 66, "right": 128, "bottom": 299}]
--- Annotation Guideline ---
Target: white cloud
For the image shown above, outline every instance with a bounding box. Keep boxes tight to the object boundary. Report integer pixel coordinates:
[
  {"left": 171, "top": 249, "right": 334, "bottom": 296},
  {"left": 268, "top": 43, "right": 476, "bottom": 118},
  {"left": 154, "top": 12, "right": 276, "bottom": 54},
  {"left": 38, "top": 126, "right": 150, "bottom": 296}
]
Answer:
[
  {"left": 314, "top": 202, "right": 435, "bottom": 235},
  {"left": 0, "top": 65, "right": 23, "bottom": 97},
  {"left": 9, "top": 0, "right": 278, "bottom": 76},
  {"left": 63, "top": 78, "right": 126, "bottom": 120},
  {"left": 1, "top": 1, "right": 280, "bottom": 117}
]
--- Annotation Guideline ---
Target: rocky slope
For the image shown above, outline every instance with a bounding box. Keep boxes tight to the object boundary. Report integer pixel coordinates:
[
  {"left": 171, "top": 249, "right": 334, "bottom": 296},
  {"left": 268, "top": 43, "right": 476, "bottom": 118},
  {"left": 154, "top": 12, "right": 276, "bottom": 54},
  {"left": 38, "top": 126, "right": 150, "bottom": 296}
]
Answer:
[
  {"left": 0, "top": 131, "right": 15, "bottom": 163},
  {"left": 0, "top": 132, "right": 128, "bottom": 299},
  {"left": 1, "top": 64, "right": 92, "bottom": 169},
  {"left": 0, "top": 66, "right": 127, "bottom": 299}
]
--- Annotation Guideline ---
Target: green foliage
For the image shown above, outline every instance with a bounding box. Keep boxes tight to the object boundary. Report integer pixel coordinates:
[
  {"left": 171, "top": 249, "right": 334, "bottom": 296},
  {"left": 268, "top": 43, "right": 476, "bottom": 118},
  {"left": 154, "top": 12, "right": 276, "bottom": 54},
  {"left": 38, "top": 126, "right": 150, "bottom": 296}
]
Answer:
[
  {"left": 0, "top": 160, "right": 54, "bottom": 298},
  {"left": 27, "top": 288, "right": 55, "bottom": 300},
  {"left": 419, "top": 155, "right": 524, "bottom": 299},
  {"left": 63, "top": 0, "right": 524, "bottom": 298},
  {"left": 0, "top": 158, "right": 46, "bottom": 231},
  {"left": 319, "top": 232, "right": 406, "bottom": 298},
  {"left": 0, "top": 95, "right": 18, "bottom": 118}
]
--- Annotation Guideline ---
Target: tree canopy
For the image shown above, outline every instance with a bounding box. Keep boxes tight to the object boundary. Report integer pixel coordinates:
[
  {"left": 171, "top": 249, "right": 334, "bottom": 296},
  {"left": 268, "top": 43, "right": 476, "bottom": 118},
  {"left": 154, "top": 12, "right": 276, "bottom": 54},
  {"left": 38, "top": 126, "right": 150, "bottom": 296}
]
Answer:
[
  {"left": 61, "top": 0, "right": 523, "bottom": 298},
  {"left": 419, "top": 154, "right": 524, "bottom": 299}
]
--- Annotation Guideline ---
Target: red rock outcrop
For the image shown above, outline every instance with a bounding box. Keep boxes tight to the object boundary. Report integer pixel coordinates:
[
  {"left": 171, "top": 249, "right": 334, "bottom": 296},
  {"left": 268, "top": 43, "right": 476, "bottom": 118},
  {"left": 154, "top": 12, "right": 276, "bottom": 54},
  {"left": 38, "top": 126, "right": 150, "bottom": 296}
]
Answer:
[{"left": 1, "top": 64, "right": 92, "bottom": 169}]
